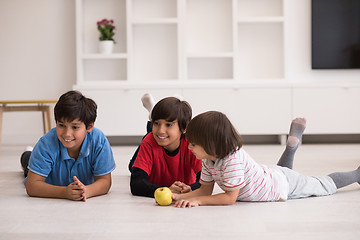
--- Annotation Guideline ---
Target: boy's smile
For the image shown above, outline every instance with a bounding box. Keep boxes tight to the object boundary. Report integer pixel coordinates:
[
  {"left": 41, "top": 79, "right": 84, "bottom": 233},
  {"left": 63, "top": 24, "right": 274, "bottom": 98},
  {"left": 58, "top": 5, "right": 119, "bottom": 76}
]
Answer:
[
  {"left": 56, "top": 119, "right": 93, "bottom": 159},
  {"left": 152, "top": 119, "right": 182, "bottom": 152}
]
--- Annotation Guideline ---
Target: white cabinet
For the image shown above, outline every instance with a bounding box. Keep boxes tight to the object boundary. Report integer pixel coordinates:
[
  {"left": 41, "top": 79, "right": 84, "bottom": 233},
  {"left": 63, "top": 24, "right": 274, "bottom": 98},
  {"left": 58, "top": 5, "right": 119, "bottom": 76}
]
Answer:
[
  {"left": 77, "top": 87, "right": 183, "bottom": 135},
  {"left": 75, "top": 0, "right": 360, "bottom": 137},
  {"left": 293, "top": 86, "right": 360, "bottom": 134},
  {"left": 183, "top": 87, "right": 292, "bottom": 135},
  {"left": 75, "top": 0, "right": 288, "bottom": 136},
  {"left": 76, "top": 0, "right": 285, "bottom": 84}
]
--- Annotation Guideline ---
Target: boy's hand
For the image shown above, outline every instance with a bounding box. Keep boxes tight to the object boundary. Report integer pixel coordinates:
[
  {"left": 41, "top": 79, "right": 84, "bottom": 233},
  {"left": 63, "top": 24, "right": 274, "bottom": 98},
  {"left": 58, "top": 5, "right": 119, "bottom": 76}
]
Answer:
[
  {"left": 65, "top": 176, "right": 86, "bottom": 201},
  {"left": 172, "top": 193, "right": 180, "bottom": 201},
  {"left": 169, "top": 181, "right": 191, "bottom": 194},
  {"left": 174, "top": 198, "right": 200, "bottom": 208},
  {"left": 73, "top": 176, "right": 87, "bottom": 202}
]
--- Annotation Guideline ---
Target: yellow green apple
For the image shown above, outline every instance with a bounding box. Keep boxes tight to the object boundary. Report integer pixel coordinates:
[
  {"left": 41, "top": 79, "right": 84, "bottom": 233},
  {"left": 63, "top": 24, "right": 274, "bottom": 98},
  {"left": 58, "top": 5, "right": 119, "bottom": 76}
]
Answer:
[{"left": 154, "top": 187, "right": 172, "bottom": 206}]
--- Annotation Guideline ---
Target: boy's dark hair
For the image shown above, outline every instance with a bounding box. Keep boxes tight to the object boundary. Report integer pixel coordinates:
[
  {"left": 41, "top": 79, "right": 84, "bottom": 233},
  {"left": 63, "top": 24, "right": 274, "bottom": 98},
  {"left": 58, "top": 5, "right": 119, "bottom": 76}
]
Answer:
[
  {"left": 185, "top": 111, "right": 243, "bottom": 159},
  {"left": 54, "top": 90, "right": 97, "bottom": 129},
  {"left": 151, "top": 97, "right": 192, "bottom": 134}
]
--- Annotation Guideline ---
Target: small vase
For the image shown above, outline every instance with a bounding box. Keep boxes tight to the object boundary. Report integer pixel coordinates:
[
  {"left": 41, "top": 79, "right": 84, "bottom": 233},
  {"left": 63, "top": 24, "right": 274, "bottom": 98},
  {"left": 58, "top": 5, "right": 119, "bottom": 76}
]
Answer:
[{"left": 99, "top": 40, "right": 114, "bottom": 54}]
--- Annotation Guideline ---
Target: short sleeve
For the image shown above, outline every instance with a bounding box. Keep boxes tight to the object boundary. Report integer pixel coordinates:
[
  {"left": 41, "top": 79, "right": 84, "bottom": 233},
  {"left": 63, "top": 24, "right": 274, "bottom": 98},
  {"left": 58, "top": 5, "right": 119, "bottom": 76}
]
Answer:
[
  {"left": 28, "top": 137, "right": 56, "bottom": 178},
  {"left": 220, "top": 154, "right": 245, "bottom": 191},
  {"left": 199, "top": 160, "right": 214, "bottom": 185},
  {"left": 92, "top": 136, "right": 116, "bottom": 176},
  {"left": 91, "top": 129, "right": 116, "bottom": 176},
  {"left": 132, "top": 135, "right": 154, "bottom": 175}
]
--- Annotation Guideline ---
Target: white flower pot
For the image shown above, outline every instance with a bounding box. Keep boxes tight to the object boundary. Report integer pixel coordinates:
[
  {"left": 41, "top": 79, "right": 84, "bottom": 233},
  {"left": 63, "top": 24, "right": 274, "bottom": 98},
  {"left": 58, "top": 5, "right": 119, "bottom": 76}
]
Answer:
[{"left": 99, "top": 40, "right": 114, "bottom": 54}]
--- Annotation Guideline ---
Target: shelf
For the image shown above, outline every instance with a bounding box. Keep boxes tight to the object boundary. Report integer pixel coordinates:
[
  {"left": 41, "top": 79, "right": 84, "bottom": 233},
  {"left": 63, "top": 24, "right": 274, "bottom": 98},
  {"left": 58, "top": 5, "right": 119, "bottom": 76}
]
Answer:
[
  {"left": 237, "top": 0, "right": 283, "bottom": 17},
  {"left": 237, "top": 22, "right": 284, "bottom": 79},
  {"left": 187, "top": 52, "right": 234, "bottom": 58},
  {"left": 132, "top": 24, "right": 178, "bottom": 81},
  {"left": 77, "top": 0, "right": 285, "bottom": 83},
  {"left": 74, "top": 79, "right": 290, "bottom": 90},
  {"left": 83, "top": 59, "right": 127, "bottom": 81},
  {"left": 132, "top": 18, "right": 178, "bottom": 24},
  {"left": 132, "top": 0, "right": 177, "bottom": 19},
  {"left": 186, "top": 0, "right": 232, "bottom": 53},
  {"left": 81, "top": 0, "right": 127, "bottom": 55},
  {"left": 237, "top": 16, "right": 284, "bottom": 23},
  {"left": 82, "top": 53, "right": 128, "bottom": 59},
  {"left": 187, "top": 57, "right": 233, "bottom": 80}
]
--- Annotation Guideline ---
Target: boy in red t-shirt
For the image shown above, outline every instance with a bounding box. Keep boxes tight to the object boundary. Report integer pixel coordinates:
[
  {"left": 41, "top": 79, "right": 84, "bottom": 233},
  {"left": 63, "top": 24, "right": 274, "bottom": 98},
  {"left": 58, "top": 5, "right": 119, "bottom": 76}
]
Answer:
[{"left": 129, "top": 94, "right": 202, "bottom": 198}]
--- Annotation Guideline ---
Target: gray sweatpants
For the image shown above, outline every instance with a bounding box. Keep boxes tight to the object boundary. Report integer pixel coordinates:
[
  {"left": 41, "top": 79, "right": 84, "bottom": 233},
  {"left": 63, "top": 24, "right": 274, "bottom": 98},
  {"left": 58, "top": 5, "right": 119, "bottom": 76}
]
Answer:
[{"left": 276, "top": 166, "right": 337, "bottom": 199}]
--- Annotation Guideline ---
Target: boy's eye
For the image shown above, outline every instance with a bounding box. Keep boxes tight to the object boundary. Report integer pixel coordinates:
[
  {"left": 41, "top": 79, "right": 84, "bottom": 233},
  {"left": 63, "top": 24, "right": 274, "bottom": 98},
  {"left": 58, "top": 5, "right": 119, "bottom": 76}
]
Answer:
[
  {"left": 58, "top": 123, "right": 65, "bottom": 128},
  {"left": 153, "top": 121, "right": 159, "bottom": 126},
  {"left": 72, "top": 126, "right": 79, "bottom": 130},
  {"left": 166, "top": 123, "right": 173, "bottom": 127}
]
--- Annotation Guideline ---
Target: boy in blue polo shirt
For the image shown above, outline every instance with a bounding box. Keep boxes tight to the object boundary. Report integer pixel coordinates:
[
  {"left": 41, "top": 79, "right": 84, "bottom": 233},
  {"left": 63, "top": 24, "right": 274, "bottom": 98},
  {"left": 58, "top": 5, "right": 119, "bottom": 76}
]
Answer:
[{"left": 20, "top": 90, "right": 116, "bottom": 201}]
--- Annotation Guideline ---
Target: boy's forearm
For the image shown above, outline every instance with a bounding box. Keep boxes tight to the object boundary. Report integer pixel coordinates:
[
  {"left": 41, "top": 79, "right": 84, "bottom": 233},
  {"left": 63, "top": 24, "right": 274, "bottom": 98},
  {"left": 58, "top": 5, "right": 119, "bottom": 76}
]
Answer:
[
  {"left": 179, "top": 183, "right": 213, "bottom": 199},
  {"left": 192, "top": 192, "right": 238, "bottom": 206},
  {"left": 84, "top": 178, "right": 111, "bottom": 199},
  {"left": 26, "top": 181, "right": 67, "bottom": 199}
]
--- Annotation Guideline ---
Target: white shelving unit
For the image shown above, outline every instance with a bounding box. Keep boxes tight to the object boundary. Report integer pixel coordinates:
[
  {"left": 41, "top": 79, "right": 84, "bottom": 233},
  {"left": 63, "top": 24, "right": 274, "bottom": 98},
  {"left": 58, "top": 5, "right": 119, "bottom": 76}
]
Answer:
[
  {"left": 75, "top": 0, "right": 360, "bottom": 137},
  {"left": 74, "top": 0, "right": 289, "bottom": 136},
  {"left": 76, "top": 0, "right": 285, "bottom": 84}
]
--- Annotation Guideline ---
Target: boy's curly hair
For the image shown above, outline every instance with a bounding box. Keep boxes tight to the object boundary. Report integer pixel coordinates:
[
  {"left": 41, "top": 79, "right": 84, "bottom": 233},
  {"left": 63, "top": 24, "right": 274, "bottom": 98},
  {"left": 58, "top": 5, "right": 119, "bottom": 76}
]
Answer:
[{"left": 54, "top": 90, "right": 97, "bottom": 129}]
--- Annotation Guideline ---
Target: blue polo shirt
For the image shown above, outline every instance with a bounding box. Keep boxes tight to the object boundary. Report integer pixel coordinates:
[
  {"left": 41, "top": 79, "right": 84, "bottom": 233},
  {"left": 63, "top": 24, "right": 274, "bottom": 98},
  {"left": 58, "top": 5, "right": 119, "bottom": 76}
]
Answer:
[{"left": 26, "top": 127, "right": 116, "bottom": 186}]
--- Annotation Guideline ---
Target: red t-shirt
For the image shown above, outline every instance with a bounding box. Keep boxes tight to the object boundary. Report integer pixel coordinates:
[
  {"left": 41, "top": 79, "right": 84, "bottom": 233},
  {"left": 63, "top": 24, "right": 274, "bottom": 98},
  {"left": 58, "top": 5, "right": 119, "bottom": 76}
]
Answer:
[{"left": 132, "top": 133, "right": 202, "bottom": 187}]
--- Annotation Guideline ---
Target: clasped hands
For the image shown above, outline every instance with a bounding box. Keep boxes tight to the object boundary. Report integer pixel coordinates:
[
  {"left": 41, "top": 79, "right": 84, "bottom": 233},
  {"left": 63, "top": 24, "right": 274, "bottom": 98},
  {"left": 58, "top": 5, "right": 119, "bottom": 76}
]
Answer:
[
  {"left": 169, "top": 181, "right": 191, "bottom": 194},
  {"left": 65, "top": 176, "right": 87, "bottom": 201}
]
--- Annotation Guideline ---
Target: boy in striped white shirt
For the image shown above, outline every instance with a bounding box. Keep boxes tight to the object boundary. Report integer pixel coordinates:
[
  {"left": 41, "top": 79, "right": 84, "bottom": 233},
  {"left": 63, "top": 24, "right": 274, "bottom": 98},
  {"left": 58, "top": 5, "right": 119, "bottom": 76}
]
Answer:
[{"left": 173, "top": 111, "right": 360, "bottom": 208}]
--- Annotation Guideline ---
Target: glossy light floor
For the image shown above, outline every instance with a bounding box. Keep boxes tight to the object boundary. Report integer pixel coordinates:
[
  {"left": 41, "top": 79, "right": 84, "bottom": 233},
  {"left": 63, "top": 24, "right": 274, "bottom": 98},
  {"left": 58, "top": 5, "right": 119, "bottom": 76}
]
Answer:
[{"left": 0, "top": 143, "right": 360, "bottom": 240}]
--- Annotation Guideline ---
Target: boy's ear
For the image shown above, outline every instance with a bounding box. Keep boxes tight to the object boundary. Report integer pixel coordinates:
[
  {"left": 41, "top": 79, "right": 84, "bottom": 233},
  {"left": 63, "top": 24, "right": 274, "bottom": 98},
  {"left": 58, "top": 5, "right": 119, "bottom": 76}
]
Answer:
[{"left": 86, "top": 122, "right": 95, "bottom": 132}]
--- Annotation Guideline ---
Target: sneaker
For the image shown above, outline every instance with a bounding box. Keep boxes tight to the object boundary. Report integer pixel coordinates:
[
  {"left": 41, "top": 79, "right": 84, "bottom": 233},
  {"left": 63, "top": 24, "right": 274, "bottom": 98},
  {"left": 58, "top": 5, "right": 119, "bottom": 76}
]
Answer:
[{"left": 20, "top": 147, "right": 32, "bottom": 177}]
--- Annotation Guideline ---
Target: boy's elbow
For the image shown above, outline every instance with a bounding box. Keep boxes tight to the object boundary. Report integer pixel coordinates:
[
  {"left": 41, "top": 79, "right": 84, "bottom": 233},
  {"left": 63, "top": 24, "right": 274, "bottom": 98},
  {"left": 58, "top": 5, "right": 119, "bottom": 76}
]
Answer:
[
  {"left": 105, "top": 179, "right": 112, "bottom": 193},
  {"left": 25, "top": 184, "right": 36, "bottom": 197},
  {"left": 224, "top": 191, "right": 238, "bottom": 205},
  {"left": 130, "top": 183, "right": 142, "bottom": 196},
  {"left": 227, "top": 198, "right": 237, "bottom": 205},
  {"left": 130, "top": 181, "right": 153, "bottom": 198}
]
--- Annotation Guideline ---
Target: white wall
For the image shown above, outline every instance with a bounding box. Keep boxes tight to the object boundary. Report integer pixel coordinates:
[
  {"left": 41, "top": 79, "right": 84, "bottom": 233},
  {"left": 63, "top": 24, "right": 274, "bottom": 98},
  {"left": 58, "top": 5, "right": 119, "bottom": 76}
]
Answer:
[
  {"left": 285, "top": 1, "right": 360, "bottom": 82},
  {"left": 0, "top": 0, "right": 359, "bottom": 146},
  {"left": 0, "top": 0, "right": 76, "bottom": 145}
]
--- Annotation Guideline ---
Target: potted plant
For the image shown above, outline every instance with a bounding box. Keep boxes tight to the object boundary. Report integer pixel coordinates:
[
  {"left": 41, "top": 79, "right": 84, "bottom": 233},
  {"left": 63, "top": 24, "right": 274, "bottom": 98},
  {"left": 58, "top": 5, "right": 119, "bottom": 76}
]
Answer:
[{"left": 97, "top": 18, "right": 116, "bottom": 54}]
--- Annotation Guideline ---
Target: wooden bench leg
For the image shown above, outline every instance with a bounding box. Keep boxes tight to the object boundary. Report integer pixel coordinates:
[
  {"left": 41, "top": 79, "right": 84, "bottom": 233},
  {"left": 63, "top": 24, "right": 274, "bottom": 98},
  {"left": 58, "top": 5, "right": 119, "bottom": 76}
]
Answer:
[
  {"left": 41, "top": 105, "right": 52, "bottom": 134},
  {"left": 0, "top": 106, "right": 3, "bottom": 148},
  {"left": 45, "top": 105, "right": 52, "bottom": 132}
]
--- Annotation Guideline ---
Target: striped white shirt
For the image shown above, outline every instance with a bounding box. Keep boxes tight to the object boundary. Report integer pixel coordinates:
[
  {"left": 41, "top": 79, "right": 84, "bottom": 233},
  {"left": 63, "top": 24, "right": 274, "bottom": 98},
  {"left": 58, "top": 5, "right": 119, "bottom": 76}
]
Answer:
[{"left": 200, "top": 148, "right": 288, "bottom": 202}]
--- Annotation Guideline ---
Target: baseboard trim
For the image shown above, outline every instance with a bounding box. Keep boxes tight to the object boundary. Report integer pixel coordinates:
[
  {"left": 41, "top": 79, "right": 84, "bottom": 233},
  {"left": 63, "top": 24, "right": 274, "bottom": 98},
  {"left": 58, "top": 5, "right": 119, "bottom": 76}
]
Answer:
[{"left": 107, "top": 134, "right": 360, "bottom": 146}]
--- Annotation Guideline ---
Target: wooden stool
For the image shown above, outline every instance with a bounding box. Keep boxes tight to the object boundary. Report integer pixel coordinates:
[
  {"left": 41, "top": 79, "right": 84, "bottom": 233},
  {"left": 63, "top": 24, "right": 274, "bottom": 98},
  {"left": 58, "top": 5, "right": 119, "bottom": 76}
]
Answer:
[{"left": 0, "top": 100, "right": 58, "bottom": 146}]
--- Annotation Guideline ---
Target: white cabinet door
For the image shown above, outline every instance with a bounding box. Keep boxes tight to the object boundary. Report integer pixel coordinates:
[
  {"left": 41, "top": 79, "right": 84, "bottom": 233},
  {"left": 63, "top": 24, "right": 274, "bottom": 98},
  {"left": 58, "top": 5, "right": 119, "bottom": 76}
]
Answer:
[
  {"left": 293, "top": 87, "right": 360, "bottom": 134},
  {"left": 183, "top": 87, "right": 292, "bottom": 135},
  {"left": 78, "top": 88, "right": 182, "bottom": 135}
]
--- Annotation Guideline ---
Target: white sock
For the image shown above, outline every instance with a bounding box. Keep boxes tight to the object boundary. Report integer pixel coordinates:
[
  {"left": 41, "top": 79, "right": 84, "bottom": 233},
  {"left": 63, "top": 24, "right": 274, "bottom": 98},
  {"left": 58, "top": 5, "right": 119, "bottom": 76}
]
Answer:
[{"left": 141, "top": 93, "right": 155, "bottom": 120}]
